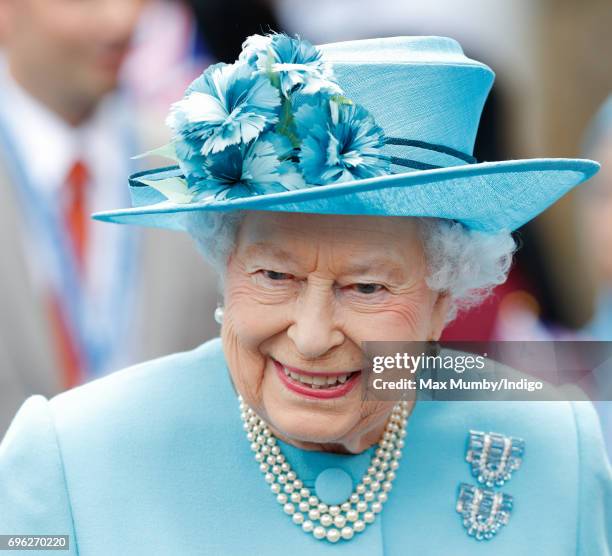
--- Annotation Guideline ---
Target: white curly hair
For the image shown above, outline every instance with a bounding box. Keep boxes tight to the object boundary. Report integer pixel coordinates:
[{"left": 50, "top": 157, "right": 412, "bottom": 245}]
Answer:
[{"left": 183, "top": 210, "right": 516, "bottom": 324}]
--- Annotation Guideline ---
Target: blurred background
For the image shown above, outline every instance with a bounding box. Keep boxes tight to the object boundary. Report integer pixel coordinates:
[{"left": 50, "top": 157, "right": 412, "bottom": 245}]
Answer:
[{"left": 0, "top": 0, "right": 610, "bottom": 446}]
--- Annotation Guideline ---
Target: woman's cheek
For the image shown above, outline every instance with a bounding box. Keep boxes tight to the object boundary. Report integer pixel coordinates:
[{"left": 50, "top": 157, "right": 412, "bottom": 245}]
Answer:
[
  {"left": 222, "top": 275, "right": 293, "bottom": 410},
  {"left": 341, "top": 294, "right": 433, "bottom": 341}
]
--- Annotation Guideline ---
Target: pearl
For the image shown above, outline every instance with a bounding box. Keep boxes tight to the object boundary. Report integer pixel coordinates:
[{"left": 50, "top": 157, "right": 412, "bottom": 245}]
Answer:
[
  {"left": 313, "top": 526, "right": 326, "bottom": 540},
  {"left": 238, "top": 396, "right": 408, "bottom": 545},
  {"left": 346, "top": 510, "right": 359, "bottom": 522},
  {"left": 341, "top": 526, "right": 354, "bottom": 540}
]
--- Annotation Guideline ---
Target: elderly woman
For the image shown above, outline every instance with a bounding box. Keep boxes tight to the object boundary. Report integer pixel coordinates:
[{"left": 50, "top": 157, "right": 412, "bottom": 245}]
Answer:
[{"left": 1, "top": 34, "right": 610, "bottom": 555}]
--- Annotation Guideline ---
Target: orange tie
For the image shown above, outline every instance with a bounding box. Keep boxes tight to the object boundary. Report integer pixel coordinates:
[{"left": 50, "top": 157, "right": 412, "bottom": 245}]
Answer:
[
  {"left": 64, "top": 159, "right": 90, "bottom": 273},
  {"left": 48, "top": 159, "right": 91, "bottom": 388}
]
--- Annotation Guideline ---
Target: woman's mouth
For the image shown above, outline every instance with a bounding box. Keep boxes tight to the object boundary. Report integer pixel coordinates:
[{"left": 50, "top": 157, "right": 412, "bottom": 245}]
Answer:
[{"left": 272, "top": 359, "right": 361, "bottom": 399}]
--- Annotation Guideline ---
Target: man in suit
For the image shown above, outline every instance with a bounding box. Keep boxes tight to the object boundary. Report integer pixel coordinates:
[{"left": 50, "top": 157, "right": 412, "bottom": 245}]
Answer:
[{"left": 0, "top": 0, "right": 221, "bottom": 437}]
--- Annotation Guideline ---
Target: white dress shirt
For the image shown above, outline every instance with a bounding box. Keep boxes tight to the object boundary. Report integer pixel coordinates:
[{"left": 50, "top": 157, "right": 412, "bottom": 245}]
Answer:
[{"left": 0, "top": 54, "right": 141, "bottom": 378}]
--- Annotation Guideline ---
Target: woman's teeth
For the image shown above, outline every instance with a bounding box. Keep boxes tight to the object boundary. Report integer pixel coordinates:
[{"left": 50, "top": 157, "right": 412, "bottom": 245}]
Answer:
[{"left": 282, "top": 366, "right": 353, "bottom": 389}]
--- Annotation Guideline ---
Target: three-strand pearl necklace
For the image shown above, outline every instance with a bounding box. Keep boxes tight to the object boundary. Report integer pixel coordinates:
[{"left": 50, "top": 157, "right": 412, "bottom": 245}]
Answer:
[{"left": 239, "top": 396, "right": 410, "bottom": 543}]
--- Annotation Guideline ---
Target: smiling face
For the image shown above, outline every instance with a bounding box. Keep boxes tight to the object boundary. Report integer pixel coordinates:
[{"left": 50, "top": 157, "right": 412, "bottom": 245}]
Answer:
[{"left": 221, "top": 211, "right": 450, "bottom": 453}]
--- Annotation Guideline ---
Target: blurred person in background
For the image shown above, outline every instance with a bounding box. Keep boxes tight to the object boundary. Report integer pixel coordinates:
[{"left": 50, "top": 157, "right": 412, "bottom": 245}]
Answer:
[
  {"left": 580, "top": 95, "right": 612, "bottom": 342},
  {"left": 577, "top": 94, "right": 612, "bottom": 460},
  {"left": 0, "top": 0, "right": 220, "bottom": 438}
]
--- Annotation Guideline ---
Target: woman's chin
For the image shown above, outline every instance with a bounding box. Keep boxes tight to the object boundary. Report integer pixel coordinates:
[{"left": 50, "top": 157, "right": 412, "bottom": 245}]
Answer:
[{"left": 262, "top": 399, "right": 357, "bottom": 449}]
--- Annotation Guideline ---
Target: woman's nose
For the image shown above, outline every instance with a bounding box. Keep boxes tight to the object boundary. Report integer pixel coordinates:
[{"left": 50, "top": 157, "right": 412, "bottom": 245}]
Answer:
[{"left": 287, "top": 283, "right": 344, "bottom": 359}]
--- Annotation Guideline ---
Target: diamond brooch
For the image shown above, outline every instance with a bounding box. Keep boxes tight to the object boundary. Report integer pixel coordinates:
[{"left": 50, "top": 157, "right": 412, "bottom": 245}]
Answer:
[{"left": 457, "top": 430, "right": 525, "bottom": 541}]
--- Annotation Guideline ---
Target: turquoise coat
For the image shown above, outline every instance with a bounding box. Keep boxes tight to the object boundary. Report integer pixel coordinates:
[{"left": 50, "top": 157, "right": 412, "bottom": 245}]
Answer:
[{"left": 1, "top": 337, "right": 611, "bottom": 555}]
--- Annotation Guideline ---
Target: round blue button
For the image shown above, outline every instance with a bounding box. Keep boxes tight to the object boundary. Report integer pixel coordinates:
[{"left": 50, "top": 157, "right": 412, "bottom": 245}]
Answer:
[{"left": 314, "top": 468, "right": 353, "bottom": 505}]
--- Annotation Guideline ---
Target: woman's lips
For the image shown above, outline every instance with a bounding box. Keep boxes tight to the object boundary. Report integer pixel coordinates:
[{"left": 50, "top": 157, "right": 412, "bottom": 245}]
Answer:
[{"left": 273, "top": 359, "right": 361, "bottom": 399}]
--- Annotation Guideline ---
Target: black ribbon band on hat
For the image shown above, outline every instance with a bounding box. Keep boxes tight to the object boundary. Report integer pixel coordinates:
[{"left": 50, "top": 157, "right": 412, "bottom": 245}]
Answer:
[{"left": 384, "top": 137, "right": 477, "bottom": 170}]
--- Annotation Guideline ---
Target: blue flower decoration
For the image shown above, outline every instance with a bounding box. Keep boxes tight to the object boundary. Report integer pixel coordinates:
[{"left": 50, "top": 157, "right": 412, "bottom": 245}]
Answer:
[
  {"left": 240, "top": 33, "right": 341, "bottom": 98},
  {"left": 167, "top": 62, "right": 281, "bottom": 157},
  {"left": 186, "top": 132, "right": 304, "bottom": 201},
  {"left": 294, "top": 96, "right": 390, "bottom": 185},
  {"left": 149, "top": 33, "right": 391, "bottom": 203}
]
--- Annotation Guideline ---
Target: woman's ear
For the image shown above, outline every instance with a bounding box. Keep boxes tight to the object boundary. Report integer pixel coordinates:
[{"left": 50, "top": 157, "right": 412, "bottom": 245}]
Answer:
[{"left": 428, "top": 291, "right": 452, "bottom": 341}]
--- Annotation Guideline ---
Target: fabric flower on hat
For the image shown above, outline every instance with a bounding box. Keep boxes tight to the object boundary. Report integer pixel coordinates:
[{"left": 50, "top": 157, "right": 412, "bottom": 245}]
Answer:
[
  {"left": 167, "top": 62, "right": 281, "bottom": 157},
  {"left": 240, "top": 33, "right": 341, "bottom": 98},
  {"left": 142, "top": 33, "right": 391, "bottom": 204},
  {"left": 187, "top": 132, "right": 304, "bottom": 201},
  {"left": 294, "top": 96, "right": 390, "bottom": 185}
]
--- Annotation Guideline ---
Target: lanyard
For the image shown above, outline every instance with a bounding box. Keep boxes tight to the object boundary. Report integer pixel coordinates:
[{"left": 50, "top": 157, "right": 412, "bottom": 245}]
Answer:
[{"left": 0, "top": 93, "right": 140, "bottom": 378}]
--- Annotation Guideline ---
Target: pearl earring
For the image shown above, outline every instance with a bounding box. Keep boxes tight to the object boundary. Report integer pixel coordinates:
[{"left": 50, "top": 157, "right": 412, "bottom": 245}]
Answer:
[{"left": 214, "top": 306, "right": 224, "bottom": 324}]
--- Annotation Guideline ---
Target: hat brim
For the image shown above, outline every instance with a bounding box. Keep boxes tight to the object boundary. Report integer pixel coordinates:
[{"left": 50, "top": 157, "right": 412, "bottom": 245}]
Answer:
[{"left": 92, "top": 158, "right": 599, "bottom": 233}]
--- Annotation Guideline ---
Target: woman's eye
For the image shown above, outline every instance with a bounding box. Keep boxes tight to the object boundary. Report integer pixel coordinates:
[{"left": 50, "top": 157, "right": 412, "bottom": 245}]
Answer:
[
  {"left": 261, "top": 270, "right": 293, "bottom": 281},
  {"left": 352, "top": 283, "right": 386, "bottom": 295}
]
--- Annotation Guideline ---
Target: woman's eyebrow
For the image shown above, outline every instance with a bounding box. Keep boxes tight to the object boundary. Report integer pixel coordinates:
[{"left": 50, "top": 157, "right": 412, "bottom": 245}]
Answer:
[
  {"left": 244, "top": 243, "right": 300, "bottom": 263},
  {"left": 343, "top": 260, "right": 407, "bottom": 282}
]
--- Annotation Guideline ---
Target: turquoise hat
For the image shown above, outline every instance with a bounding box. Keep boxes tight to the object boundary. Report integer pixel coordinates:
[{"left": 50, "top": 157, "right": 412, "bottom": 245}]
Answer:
[{"left": 93, "top": 34, "right": 599, "bottom": 233}]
